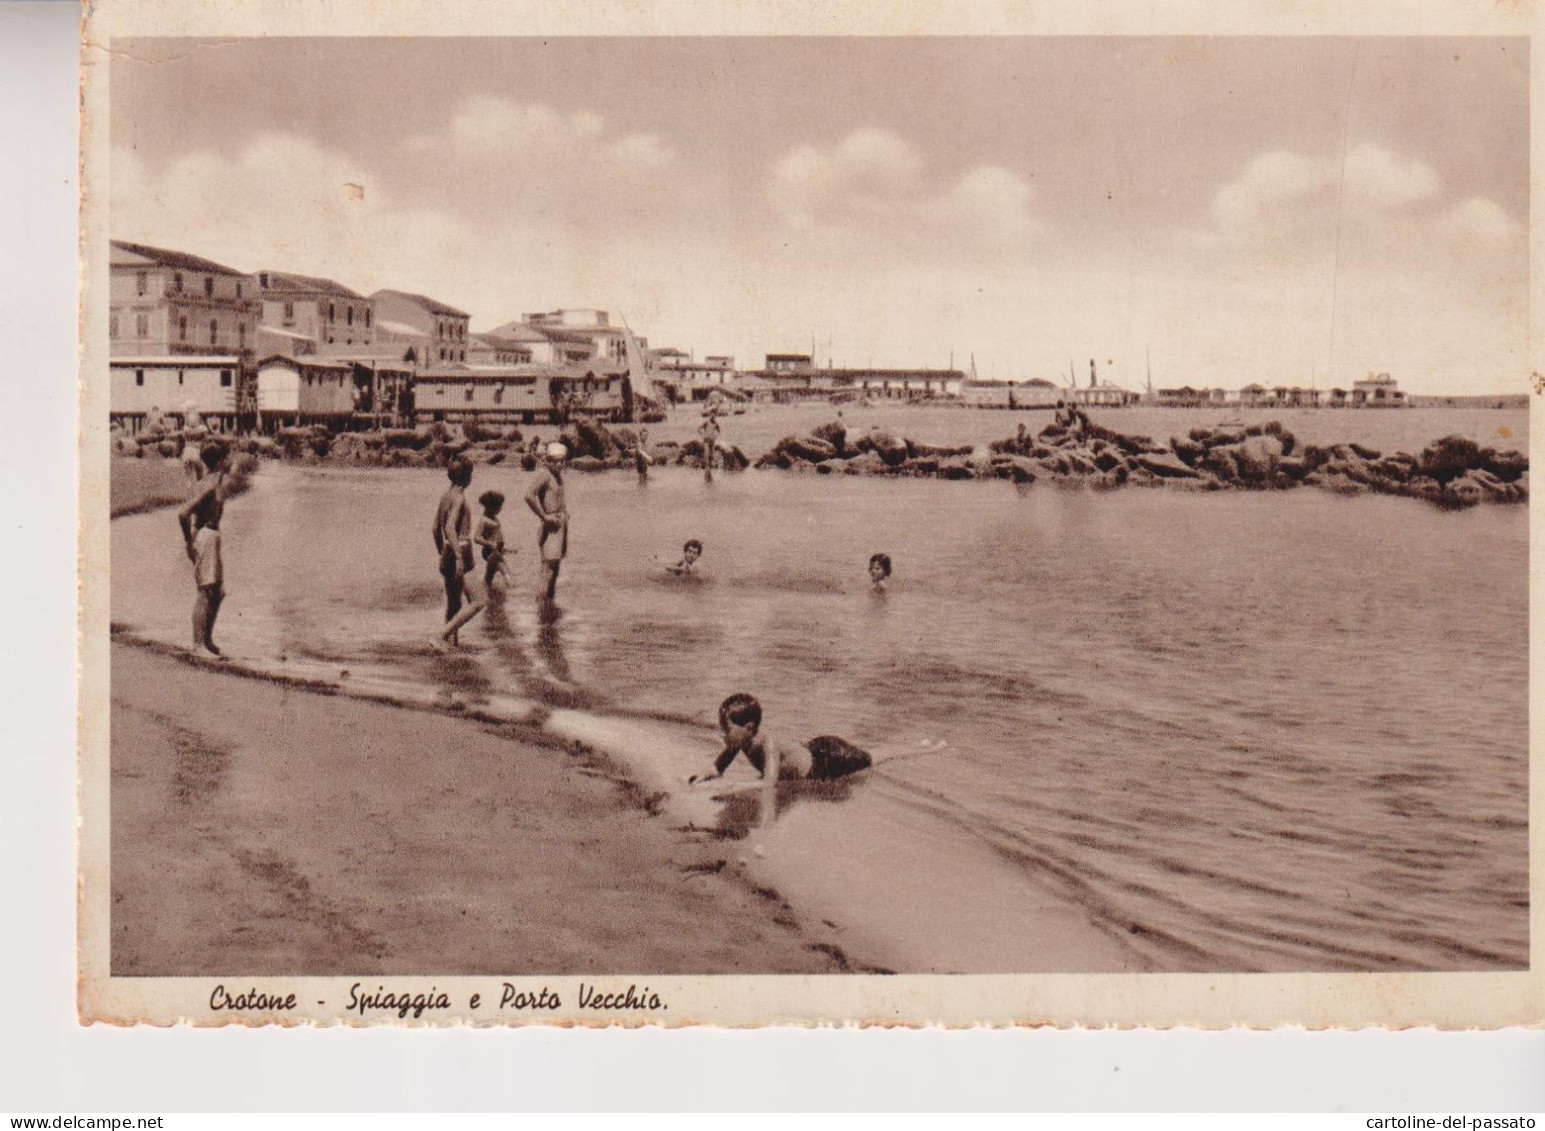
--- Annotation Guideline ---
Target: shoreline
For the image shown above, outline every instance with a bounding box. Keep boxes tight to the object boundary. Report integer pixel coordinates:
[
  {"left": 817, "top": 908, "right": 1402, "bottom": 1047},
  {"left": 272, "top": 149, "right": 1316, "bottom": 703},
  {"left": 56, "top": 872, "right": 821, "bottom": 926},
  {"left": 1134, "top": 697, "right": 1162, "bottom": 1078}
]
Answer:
[{"left": 110, "top": 638, "right": 875, "bottom": 976}]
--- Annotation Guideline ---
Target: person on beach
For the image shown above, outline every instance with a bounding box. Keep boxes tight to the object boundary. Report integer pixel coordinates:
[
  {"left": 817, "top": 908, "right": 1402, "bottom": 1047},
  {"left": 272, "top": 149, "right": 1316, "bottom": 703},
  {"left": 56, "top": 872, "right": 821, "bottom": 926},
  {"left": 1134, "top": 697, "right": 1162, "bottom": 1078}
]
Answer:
[
  {"left": 475, "top": 489, "right": 513, "bottom": 593},
  {"left": 634, "top": 427, "right": 651, "bottom": 481},
  {"left": 177, "top": 439, "right": 232, "bottom": 658},
  {"left": 688, "top": 693, "right": 873, "bottom": 791},
  {"left": 699, "top": 411, "right": 721, "bottom": 471},
  {"left": 526, "top": 441, "right": 569, "bottom": 601},
  {"left": 868, "top": 553, "right": 892, "bottom": 593},
  {"left": 433, "top": 455, "right": 484, "bottom": 647},
  {"left": 668, "top": 539, "right": 703, "bottom": 577},
  {"left": 181, "top": 432, "right": 204, "bottom": 482}
]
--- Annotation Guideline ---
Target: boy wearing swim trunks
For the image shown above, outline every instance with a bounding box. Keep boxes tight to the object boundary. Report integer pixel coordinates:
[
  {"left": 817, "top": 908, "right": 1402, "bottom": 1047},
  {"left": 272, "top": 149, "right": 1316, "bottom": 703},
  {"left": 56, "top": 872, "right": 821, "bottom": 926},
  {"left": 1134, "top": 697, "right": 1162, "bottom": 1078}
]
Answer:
[
  {"left": 177, "top": 440, "right": 231, "bottom": 657},
  {"left": 433, "top": 455, "right": 483, "bottom": 646},
  {"left": 525, "top": 442, "right": 569, "bottom": 601},
  {"left": 690, "top": 694, "right": 872, "bottom": 824}
]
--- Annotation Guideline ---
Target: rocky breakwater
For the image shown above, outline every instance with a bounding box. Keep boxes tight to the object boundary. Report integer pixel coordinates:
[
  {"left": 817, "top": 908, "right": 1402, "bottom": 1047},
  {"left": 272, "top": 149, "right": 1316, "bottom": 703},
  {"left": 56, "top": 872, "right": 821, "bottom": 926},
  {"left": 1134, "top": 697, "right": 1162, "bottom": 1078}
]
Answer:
[
  {"left": 748, "top": 417, "right": 1528, "bottom": 510},
  {"left": 179, "top": 419, "right": 750, "bottom": 475}
]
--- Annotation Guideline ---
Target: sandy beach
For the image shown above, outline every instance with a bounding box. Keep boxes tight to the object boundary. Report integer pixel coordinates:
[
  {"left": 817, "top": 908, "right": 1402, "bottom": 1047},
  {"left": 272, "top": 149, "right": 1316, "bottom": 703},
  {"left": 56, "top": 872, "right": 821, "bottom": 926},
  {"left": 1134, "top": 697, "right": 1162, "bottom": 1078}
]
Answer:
[{"left": 109, "top": 640, "right": 863, "bottom": 976}]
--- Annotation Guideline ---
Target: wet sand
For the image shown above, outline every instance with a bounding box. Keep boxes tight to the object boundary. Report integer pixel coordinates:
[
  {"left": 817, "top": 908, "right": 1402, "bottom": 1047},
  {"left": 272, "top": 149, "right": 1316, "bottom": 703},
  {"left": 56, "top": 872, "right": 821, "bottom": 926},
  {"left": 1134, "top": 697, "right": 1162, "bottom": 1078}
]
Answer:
[{"left": 109, "top": 642, "right": 859, "bottom": 976}]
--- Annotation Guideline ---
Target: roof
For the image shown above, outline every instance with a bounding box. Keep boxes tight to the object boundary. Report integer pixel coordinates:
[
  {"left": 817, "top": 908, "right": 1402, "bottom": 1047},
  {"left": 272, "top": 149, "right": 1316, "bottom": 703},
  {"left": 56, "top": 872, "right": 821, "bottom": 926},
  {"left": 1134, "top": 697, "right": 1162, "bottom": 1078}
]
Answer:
[
  {"left": 257, "top": 324, "right": 316, "bottom": 342},
  {"left": 257, "top": 271, "right": 366, "bottom": 300},
  {"left": 110, "top": 355, "right": 242, "bottom": 366},
  {"left": 484, "top": 320, "right": 597, "bottom": 346},
  {"left": 371, "top": 289, "right": 469, "bottom": 318},
  {"left": 256, "top": 355, "right": 352, "bottom": 372},
  {"left": 111, "top": 240, "right": 247, "bottom": 278},
  {"left": 374, "top": 319, "right": 431, "bottom": 339}
]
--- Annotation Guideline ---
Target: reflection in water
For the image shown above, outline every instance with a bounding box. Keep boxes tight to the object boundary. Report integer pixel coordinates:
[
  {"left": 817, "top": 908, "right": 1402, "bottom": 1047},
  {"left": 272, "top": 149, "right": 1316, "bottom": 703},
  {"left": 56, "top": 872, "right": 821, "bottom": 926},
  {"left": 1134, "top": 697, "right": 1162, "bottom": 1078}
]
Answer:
[{"left": 111, "top": 461, "right": 1528, "bottom": 971}]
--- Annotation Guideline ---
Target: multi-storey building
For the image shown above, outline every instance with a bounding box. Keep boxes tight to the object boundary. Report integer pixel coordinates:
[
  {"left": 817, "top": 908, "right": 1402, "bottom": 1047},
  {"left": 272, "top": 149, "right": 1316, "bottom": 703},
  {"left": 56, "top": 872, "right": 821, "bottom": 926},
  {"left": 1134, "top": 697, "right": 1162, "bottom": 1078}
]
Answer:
[
  {"left": 253, "top": 271, "right": 374, "bottom": 358},
  {"left": 109, "top": 240, "right": 261, "bottom": 429},
  {"left": 371, "top": 289, "right": 471, "bottom": 368},
  {"left": 109, "top": 240, "right": 259, "bottom": 359}
]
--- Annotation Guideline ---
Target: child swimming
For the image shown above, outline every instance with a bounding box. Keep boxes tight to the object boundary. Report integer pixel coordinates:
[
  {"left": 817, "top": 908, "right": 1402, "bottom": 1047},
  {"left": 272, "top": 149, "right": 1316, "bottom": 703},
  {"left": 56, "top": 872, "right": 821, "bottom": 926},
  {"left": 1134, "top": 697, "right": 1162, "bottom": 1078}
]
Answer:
[
  {"left": 868, "top": 552, "right": 892, "bottom": 592},
  {"left": 667, "top": 539, "right": 703, "bottom": 576}
]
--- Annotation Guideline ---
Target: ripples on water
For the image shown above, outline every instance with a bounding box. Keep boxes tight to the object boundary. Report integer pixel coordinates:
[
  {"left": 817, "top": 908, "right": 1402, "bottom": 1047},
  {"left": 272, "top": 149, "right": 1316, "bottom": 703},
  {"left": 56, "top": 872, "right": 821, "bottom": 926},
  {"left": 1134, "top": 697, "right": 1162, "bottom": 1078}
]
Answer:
[{"left": 111, "top": 444, "right": 1528, "bottom": 972}]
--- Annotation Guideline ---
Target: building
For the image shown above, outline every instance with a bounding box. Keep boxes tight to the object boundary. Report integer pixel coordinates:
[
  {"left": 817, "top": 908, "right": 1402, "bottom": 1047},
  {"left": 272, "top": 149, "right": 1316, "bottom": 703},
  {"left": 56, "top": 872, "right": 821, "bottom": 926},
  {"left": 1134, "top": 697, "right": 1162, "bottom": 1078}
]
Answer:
[
  {"left": 1351, "top": 373, "right": 1406, "bottom": 407},
  {"left": 522, "top": 308, "right": 639, "bottom": 366},
  {"left": 254, "top": 356, "right": 355, "bottom": 428},
  {"left": 765, "top": 353, "right": 815, "bottom": 376},
  {"left": 479, "top": 319, "right": 601, "bottom": 367},
  {"left": 412, "top": 366, "right": 630, "bottom": 424},
  {"left": 372, "top": 289, "right": 471, "bottom": 368},
  {"left": 110, "top": 240, "right": 260, "bottom": 359},
  {"left": 253, "top": 271, "right": 374, "bottom": 358},
  {"left": 110, "top": 356, "right": 246, "bottom": 431}
]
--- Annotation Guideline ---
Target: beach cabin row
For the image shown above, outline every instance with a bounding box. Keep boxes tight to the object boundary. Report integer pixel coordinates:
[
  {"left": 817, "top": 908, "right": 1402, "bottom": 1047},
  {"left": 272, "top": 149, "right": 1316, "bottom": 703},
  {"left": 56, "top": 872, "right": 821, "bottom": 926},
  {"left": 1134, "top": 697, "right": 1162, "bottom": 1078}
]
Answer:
[
  {"left": 411, "top": 369, "right": 632, "bottom": 424},
  {"left": 109, "top": 357, "right": 250, "bottom": 432}
]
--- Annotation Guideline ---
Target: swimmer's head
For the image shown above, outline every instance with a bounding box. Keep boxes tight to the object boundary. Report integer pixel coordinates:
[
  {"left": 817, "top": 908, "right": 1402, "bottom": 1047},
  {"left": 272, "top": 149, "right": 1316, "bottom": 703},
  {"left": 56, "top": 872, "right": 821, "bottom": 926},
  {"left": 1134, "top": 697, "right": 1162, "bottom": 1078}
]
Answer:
[
  {"left": 478, "top": 489, "right": 504, "bottom": 516},
  {"left": 446, "top": 455, "right": 473, "bottom": 487},
  {"left": 683, "top": 539, "right": 703, "bottom": 562},
  {"left": 868, "top": 553, "right": 892, "bottom": 583},
  {"left": 545, "top": 442, "right": 568, "bottom": 469},
  {"left": 718, "top": 693, "right": 762, "bottom": 744}
]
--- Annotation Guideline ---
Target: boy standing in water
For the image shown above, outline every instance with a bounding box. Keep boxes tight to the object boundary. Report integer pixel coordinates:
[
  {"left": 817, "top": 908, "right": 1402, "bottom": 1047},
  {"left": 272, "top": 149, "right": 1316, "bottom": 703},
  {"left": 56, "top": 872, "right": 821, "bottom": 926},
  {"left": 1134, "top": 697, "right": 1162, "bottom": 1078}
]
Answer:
[
  {"left": 690, "top": 694, "right": 873, "bottom": 824},
  {"left": 177, "top": 440, "right": 232, "bottom": 658},
  {"left": 433, "top": 455, "right": 484, "bottom": 646},
  {"left": 525, "top": 441, "right": 569, "bottom": 601},
  {"left": 475, "top": 489, "right": 512, "bottom": 592}
]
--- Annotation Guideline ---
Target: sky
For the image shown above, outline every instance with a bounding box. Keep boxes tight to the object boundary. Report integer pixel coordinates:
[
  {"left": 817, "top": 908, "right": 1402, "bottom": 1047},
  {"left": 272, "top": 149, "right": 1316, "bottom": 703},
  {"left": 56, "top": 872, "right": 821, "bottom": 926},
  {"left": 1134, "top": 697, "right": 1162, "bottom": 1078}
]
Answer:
[{"left": 109, "top": 37, "right": 1529, "bottom": 393}]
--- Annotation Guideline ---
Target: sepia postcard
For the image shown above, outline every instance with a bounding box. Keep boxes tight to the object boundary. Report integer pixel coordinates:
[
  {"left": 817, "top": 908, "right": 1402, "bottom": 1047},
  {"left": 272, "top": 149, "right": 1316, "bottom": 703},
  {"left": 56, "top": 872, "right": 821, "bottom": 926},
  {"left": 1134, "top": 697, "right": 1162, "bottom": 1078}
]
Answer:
[{"left": 78, "top": 0, "right": 1545, "bottom": 1028}]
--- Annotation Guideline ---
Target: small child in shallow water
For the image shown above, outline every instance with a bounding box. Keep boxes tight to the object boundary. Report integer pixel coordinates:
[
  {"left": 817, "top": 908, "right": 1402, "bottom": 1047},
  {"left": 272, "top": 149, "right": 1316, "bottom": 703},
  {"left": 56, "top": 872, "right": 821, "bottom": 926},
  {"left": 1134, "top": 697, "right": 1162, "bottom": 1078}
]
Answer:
[
  {"left": 668, "top": 539, "right": 703, "bottom": 577},
  {"left": 689, "top": 693, "right": 872, "bottom": 787}
]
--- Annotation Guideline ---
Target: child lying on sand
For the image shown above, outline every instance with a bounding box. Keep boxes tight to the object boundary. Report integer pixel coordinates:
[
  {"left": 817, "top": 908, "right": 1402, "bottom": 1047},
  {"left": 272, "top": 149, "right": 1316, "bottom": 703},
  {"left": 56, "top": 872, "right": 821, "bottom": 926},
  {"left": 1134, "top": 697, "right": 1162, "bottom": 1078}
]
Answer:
[{"left": 689, "top": 693, "right": 872, "bottom": 786}]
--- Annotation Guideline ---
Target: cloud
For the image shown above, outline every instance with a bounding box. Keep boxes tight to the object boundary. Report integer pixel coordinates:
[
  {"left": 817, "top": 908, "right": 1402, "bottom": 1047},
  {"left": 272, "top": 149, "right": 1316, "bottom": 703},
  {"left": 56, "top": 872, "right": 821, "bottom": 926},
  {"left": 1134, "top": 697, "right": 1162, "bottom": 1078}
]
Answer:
[
  {"left": 1341, "top": 145, "right": 1440, "bottom": 206},
  {"left": 767, "top": 128, "right": 1037, "bottom": 246},
  {"left": 1210, "top": 149, "right": 1330, "bottom": 231},
  {"left": 1440, "top": 196, "right": 1520, "bottom": 245}
]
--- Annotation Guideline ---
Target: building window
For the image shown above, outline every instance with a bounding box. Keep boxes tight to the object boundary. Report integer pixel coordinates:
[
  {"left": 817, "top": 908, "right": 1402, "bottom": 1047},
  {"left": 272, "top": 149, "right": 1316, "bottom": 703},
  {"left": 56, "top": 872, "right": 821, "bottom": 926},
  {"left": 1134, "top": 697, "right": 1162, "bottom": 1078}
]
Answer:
[
  {"left": 136, "top": 313, "right": 149, "bottom": 338},
  {"left": 178, "top": 315, "right": 188, "bottom": 342},
  {"left": 364, "top": 309, "right": 371, "bottom": 328},
  {"left": 328, "top": 303, "right": 335, "bottom": 322},
  {"left": 493, "top": 385, "right": 504, "bottom": 404},
  {"left": 220, "top": 369, "right": 232, "bottom": 387},
  {"left": 109, "top": 313, "right": 119, "bottom": 338},
  {"left": 178, "top": 370, "right": 185, "bottom": 385},
  {"left": 173, "top": 272, "right": 183, "bottom": 293},
  {"left": 204, "top": 276, "right": 214, "bottom": 297},
  {"left": 465, "top": 386, "right": 474, "bottom": 402},
  {"left": 135, "top": 369, "right": 144, "bottom": 386},
  {"left": 347, "top": 307, "right": 354, "bottom": 326},
  {"left": 235, "top": 282, "right": 243, "bottom": 299},
  {"left": 136, "top": 271, "right": 148, "bottom": 296},
  {"left": 209, "top": 319, "right": 218, "bottom": 346},
  {"left": 238, "top": 323, "right": 247, "bottom": 350},
  {"left": 283, "top": 301, "right": 295, "bottom": 322}
]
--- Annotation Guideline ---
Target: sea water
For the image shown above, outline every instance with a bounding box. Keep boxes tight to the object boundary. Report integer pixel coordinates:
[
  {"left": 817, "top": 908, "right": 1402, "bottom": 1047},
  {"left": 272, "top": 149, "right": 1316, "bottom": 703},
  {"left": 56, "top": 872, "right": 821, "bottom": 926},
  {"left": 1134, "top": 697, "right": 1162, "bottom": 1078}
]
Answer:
[{"left": 110, "top": 410, "right": 1528, "bottom": 972}]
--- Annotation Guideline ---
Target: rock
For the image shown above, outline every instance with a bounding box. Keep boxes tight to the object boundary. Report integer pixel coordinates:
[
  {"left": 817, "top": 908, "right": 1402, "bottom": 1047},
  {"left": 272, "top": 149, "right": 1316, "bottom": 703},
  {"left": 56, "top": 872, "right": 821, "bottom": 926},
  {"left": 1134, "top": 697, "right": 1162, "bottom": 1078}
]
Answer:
[
  {"left": 783, "top": 435, "right": 838, "bottom": 463},
  {"left": 1004, "top": 456, "right": 1039, "bottom": 484},
  {"left": 899, "top": 457, "right": 939, "bottom": 476},
  {"left": 1092, "top": 448, "right": 1123, "bottom": 473},
  {"left": 1205, "top": 429, "right": 1245, "bottom": 448},
  {"left": 1275, "top": 456, "right": 1307, "bottom": 481},
  {"left": 572, "top": 419, "right": 613, "bottom": 460},
  {"left": 937, "top": 458, "right": 977, "bottom": 480},
  {"left": 1137, "top": 451, "right": 1200, "bottom": 479},
  {"left": 754, "top": 450, "right": 790, "bottom": 470},
  {"left": 1441, "top": 472, "right": 1485, "bottom": 510},
  {"left": 913, "top": 441, "right": 974, "bottom": 459},
  {"left": 811, "top": 420, "right": 848, "bottom": 456},
  {"left": 1348, "top": 442, "right": 1382, "bottom": 461},
  {"left": 841, "top": 452, "right": 888, "bottom": 475},
  {"left": 1230, "top": 435, "right": 1284, "bottom": 483},
  {"left": 1171, "top": 437, "right": 1205, "bottom": 467},
  {"left": 1480, "top": 447, "right": 1528, "bottom": 484},
  {"left": 1418, "top": 435, "right": 1481, "bottom": 485}
]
